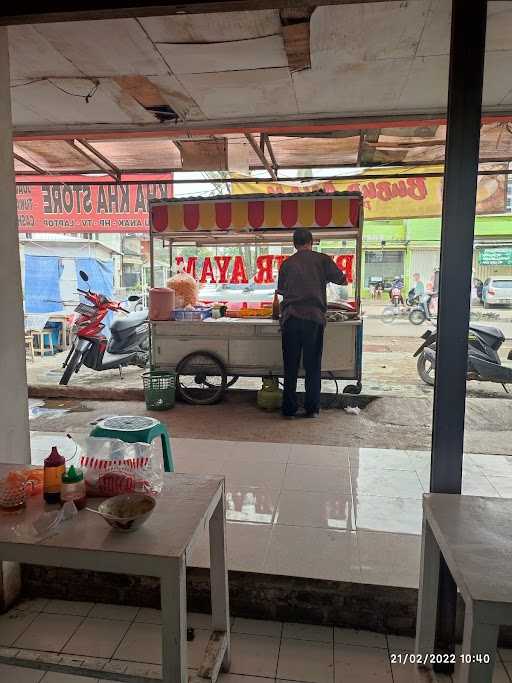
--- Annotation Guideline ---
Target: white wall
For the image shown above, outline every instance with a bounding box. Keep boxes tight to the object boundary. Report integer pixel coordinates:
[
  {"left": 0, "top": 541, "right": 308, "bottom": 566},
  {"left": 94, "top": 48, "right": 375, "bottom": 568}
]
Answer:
[{"left": 0, "top": 28, "right": 30, "bottom": 464}]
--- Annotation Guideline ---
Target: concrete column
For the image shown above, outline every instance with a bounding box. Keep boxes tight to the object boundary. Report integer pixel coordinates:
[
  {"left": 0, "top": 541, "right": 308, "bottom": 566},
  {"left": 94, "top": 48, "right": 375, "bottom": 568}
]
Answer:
[{"left": 0, "top": 27, "right": 30, "bottom": 465}]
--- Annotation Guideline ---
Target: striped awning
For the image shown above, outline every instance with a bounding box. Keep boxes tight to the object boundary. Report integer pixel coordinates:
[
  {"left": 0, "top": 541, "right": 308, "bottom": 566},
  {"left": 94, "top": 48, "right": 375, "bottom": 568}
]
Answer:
[{"left": 150, "top": 194, "right": 362, "bottom": 234}]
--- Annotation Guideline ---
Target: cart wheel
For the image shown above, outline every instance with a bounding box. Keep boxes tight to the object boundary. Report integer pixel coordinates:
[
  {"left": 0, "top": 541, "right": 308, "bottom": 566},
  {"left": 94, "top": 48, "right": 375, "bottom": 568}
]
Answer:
[
  {"left": 176, "top": 351, "right": 227, "bottom": 405},
  {"left": 226, "top": 375, "right": 239, "bottom": 388},
  {"left": 343, "top": 382, "right": 362, "bottom": 395}
]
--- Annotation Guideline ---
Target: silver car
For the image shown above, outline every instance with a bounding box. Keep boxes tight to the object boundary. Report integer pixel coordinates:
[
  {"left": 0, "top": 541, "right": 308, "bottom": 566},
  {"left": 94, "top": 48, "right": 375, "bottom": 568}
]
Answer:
[{"left": 482, "top": 276, "right": 512, "bottom": 308}]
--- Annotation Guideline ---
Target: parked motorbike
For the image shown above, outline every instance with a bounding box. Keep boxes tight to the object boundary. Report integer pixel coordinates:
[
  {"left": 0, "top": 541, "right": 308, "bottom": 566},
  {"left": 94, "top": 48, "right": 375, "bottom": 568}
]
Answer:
[
  {"left": 408, "top": 292, "right": 436, "bottom": 326},
  {"left": 59, "top": 271, "right": 149, "bottom": 385},
  {"left": 414, "top": 323, "right": 512, "bottom": 390}
]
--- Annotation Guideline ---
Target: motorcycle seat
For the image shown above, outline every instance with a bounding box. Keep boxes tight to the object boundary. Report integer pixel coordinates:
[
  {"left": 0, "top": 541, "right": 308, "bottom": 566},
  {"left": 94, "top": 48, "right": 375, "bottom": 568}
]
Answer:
[
  {"left": 469, "top": 323, "right": 504, "bottom": 340},
  {"left": 110, "top": 310, "right": 148, "bottom": 333}
]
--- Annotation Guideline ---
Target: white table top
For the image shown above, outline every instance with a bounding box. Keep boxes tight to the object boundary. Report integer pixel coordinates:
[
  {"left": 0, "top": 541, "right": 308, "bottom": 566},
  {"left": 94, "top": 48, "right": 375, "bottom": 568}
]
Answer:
[
  {"left": 0, "top": 465, "right": 223, "bottom": 569},
  {"left": 424, "top": 493, "right": 512, "bottom": 605}
]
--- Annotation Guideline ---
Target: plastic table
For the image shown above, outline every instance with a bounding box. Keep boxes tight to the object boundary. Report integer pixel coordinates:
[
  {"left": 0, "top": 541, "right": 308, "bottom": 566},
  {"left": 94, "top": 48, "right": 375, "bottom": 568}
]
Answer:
[
  {"left": 415, "top": 494, "right": 512, "bottom": 683},
  {"left": 0, "top": 465, "right": 230, "bottom": 683}
]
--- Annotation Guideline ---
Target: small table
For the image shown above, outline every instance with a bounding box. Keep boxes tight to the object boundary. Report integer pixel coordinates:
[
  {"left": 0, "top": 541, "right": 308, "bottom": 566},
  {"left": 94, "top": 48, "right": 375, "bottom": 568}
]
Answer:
[
  {"left": 0, "top": 466, "right": 230, "bottom": 683},
  {"left": 415, "top": 494, "right": 512, "bottom": 683},
  {"left": 48, "top": 313, "right": 70, "bottom": 351}
]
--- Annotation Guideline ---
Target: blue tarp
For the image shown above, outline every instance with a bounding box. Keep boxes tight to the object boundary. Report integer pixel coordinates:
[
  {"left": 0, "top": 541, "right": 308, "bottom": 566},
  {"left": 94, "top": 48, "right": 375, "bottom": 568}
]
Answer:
[
  {"left": 24, "top": 255, "right": 63, "bottom": 313},
  {"left": 75, "top": 258, "right": 114, "bottom": 334}
]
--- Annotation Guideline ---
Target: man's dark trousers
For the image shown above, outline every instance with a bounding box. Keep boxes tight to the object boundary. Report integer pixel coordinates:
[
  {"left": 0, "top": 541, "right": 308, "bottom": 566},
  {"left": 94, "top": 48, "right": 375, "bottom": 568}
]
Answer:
[{"left": 281, "top": 316, "right": 324, "bottom": 417}]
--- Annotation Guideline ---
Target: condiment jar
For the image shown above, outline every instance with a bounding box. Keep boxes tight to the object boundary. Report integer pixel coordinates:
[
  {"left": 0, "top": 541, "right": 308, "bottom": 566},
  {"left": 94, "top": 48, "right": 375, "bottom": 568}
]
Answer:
[
  {"left": 60, "top": 466, "right": 87, "bottom": 510},
  {"left": 43, "top": 446, "right": 66, "bottom": 504}
]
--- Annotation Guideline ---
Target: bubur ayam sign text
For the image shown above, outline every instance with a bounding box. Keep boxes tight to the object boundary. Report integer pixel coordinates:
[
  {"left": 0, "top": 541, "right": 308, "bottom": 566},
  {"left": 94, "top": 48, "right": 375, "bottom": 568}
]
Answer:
[{"left": 16, "top": 174, "right": 172, "bottom": 233}]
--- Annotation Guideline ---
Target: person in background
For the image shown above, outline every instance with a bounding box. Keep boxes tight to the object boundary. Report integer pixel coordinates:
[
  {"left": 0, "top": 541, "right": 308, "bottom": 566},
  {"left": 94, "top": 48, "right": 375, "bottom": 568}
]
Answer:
[
  {"left": 412, "top": 272, "right": 425, "bottom": 297},
  {"left": 277, "top": 228, "right": 347, "bottom": 419}
]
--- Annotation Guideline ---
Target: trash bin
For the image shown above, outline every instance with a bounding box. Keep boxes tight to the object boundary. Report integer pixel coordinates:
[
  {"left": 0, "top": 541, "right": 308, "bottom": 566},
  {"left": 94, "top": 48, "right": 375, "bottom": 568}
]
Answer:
[{"left": 143, "top": 371, "right": 176, "bottom": 410}]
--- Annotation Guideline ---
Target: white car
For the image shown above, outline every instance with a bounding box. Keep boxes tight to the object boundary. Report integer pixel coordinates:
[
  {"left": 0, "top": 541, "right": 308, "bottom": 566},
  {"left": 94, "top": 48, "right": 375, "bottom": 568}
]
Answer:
[{"left": 482, "top": 276, "right": 512, "bottom": 308}]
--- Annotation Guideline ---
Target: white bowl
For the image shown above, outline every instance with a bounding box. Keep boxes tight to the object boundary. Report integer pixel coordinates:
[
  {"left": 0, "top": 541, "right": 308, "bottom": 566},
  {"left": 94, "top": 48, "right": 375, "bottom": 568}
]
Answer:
[{"left": 97, "top": 493, "right": 156, "bottom": 532}]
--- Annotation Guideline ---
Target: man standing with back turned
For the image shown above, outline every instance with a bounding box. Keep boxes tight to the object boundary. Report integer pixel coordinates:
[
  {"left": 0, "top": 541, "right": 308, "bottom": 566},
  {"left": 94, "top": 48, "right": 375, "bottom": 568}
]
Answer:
[{"left": 277, "top": 228, "right": 348, "bottom": 419}]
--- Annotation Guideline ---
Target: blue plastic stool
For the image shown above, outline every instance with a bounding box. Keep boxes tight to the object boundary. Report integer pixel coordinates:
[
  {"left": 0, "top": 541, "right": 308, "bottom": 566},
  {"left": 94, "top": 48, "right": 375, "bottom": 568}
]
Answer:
[{"left": 90, "top": 415, "right": 174, "bottom": 472}]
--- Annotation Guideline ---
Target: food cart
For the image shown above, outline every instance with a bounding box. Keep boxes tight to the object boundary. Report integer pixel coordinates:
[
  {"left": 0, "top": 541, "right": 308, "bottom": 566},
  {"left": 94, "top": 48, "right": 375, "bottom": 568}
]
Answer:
[{"left": 148, "top": 192, "right": 364, "bottom": 404}]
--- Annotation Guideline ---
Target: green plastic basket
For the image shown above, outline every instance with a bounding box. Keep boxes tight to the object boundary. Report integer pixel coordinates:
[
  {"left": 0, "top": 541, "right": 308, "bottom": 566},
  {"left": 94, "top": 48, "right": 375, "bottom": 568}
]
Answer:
[{"left": 143, "top": 371, "right": 176, "bottom": 410}]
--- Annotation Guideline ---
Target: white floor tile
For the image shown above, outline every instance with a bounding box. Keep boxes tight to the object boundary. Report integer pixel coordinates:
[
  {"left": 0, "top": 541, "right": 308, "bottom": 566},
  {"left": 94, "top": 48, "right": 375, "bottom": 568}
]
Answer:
[
  {"left": 500, "top": 648, "right": 512, "bottom": 662},
  {"left": 282, "top": 622, "right": 333, "bottom": 643},
  {"left": 15, "top": 599, "right": 50, "bottom": 614},
  {"left": 275, "top": 490, "right": 354, "bottom": 530},
  {"left": 0, "top": 663, "right": 44, "bottom": 683},
  {"left": 223, "top": 441, "right": 291, "bottom": 464},
  {"left": 350, "top": 449, "right": 418, "bottom": 472},
  {"left": 387, "top": 635, "right": 415, "bottom": 654},
  {"left": 113, "top": 622, "right": 161, "bottom": 664},
  {"left": 283, "top": 464, "right": 352, "bottom": 494},
  {"left": 391, "top": 660, "right": 445, "bottom": 682},
  {"left": 226, "top": 485, "right": 278, "bottom": 524},
  {"left": 333, "top": 628, "right": 387, "bottom": 649},
  {"left": 226, "top": 522, "right": 273, "bottom": 573},
  {"left": 461, "top": 473, "right": 500, "bottom": 497},
  {"left": 188, "top": 613, "right": 212, "bottom": 629},
  {"left": 334, "top": 643, "right": 393, "bottom": 682},
  {"left": 472, "top": 454, "right": 512, "bottom": 477},
  {"left": 288, "top": 445, "right": 351, "bottom": 469},
  {"left": 352, "top": 468, "right": 424, "bottom": 500},
  {"left": 353, "top": 496, "right": 423, "bottom": 535},
  {"left": 14, "top": 614, "right": 83, "bottom": 652},
  {"left": 44, "top": 601, "right": 94, "bottom": 617},
  {"left": 487, "top": 477, "right": 512, "bottom": 498},
  {"left": 232, "top": 618, "right": 282, "bottom": 638},
  {"left": 358, "top": 531, "right": 421, "bottom": 589},
  {"left": 277, "top": 638, "right": 334, "bottom": 683},
  {"left": 40, "top": 674, "right": 94, "bottom": 683},
  {"left": 221, "top": 676, "right": 274, "bottom": 683},
  {"left": 222, "top": 461, "right": 286, "bottom": 489},
  {"left": 173, "top": 456, "right": 226, "bottom": 476},
  {"left": 229, "top": 633, "right": 280, "bottom": 677},
  {"left": 188, "top": 628, "right": 212, "bottom": 669},
  {"left": 134, "top": 608, "right": 161, "bottom": 625},
  {"left": 87, "top": 605, "right": 138, "bottom": 621},
  {"left": 0, "top": 610, "right": 37, "bottom": 647},
  {"left": 62, "top": 618, "right": 129, "bottom": 659},
  {"left": 265, "top": 526, "right": 360, "bottom": 582}
]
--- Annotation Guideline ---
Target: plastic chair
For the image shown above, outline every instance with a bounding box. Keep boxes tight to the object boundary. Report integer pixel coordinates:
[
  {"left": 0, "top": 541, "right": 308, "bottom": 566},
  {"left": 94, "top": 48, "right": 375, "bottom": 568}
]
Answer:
[{"left": 89, "top": 416, "right": 173, "bottom": 472}]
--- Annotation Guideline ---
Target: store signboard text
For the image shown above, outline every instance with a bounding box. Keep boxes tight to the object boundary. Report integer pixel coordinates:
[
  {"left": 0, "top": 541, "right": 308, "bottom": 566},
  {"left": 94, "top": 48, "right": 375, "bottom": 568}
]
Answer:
[{"left": 175, "top": 254, "right": 354, "bottom": 284}]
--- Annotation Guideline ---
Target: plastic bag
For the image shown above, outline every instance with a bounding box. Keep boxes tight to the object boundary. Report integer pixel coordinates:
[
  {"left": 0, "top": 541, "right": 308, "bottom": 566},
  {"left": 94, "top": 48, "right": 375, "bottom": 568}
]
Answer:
[
  {"left": 167, "top": 271, "right": 198, "bottom": 306},
  {"left": 75, "top": 437, "right": 163, "bottom": 498}
]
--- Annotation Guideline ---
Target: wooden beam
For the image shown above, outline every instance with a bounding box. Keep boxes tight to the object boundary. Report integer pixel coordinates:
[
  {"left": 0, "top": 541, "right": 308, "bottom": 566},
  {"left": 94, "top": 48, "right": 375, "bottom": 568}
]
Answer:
[
  {"left": 13, "top": 111, "right": 512, "bottom": 142},
  {"left": 0, "top": 1, "right": 395, "bottom": 26},
  {"left": 245, "top": 133, "right": 277, "bottom": 180},
  {"left": 263, "top": 134, "right": 278, "bottom": 171},
  {"left": 73, "top": 139, "right": 120, "bottom": 179},
  {"left": 13, "top": 153, "right": 46, "bottom": 174}
]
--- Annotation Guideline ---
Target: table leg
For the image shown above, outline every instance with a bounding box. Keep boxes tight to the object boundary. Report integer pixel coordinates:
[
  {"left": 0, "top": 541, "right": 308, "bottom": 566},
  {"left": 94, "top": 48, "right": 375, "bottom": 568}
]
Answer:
[
  {"left": 457, "top": 603, "right": 498, "bottom": 683},
  {"left": 415, "top": 516, "right": 441, "bottom": 660},
  {"left": 161, "top": 556, "right": 188, "bottom": 683},
  {"left": 209, "top": 492, "right": 231, "bottom": 671}
]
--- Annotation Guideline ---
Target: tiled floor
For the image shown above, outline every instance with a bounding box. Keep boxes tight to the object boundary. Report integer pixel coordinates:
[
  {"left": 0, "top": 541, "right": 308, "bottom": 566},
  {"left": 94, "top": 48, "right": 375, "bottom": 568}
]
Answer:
[
  {"left": 2, "top": 598, "right": 510, "bottom": 682},
  {"left": 29, "top": 432, "right": 512, "bottom": 589}
]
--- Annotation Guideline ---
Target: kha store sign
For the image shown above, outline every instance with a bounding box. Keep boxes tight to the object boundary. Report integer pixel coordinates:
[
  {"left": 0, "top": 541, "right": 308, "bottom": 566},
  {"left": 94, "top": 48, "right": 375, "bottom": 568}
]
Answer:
[{"left": 16, "top": 174, "right": 172, "bottom": 233}]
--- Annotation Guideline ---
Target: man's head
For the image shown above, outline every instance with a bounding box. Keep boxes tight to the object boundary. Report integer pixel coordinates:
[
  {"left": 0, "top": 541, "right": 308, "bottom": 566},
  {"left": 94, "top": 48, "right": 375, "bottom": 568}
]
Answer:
[
  {"left": 413, "top": 272, "right": 421, "bottom": 282},
  {"left": 293, "top": 228, "right": 313, "bottom": 251}
]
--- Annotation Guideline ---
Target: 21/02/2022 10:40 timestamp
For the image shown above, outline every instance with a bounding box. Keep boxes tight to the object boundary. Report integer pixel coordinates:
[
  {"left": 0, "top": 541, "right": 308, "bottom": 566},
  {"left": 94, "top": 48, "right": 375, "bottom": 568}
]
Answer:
[{"left": 391, "top": 653, "right": 491, "bottom": 665}]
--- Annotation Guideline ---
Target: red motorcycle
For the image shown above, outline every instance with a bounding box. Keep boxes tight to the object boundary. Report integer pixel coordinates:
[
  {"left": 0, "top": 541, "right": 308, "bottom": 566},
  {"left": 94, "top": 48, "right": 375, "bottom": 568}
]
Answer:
[{"left": 60, "top": 270, "right": 148, "bottom": 385}]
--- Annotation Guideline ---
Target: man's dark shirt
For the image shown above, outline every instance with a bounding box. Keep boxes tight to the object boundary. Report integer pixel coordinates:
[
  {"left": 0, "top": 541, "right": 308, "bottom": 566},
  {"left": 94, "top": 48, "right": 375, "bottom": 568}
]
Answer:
[{"left": 277, "top": 250, "right": 348, "bottom": 326}]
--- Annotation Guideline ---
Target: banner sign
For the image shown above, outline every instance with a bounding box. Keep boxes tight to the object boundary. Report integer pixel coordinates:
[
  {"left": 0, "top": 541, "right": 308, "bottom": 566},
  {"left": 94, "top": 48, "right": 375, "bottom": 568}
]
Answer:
[
  {"left": 232, "top": 165, "right": 507, "bottom": 220},
  {"left": 16, "top": 174, "right": 173, "bottom": 233},
  {"left": 151, "top": 194, "right": 360, "bottom": 234},
  {"left": 175, "top": 253, "right": 354, "bottom": 285},
  {"left": 479, "top": 247, "right": 512, "bottom": 266}
]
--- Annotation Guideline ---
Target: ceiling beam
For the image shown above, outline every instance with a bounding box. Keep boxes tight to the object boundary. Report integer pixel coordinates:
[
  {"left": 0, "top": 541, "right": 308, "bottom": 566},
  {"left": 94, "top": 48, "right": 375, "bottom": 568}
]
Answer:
[
  {"left": 13, "top": 153, "right": 46, "bottom": 174},
  {"left": 72, "top": 139, "right": 121, "bottom": 179},
  {"left": 263, "top": 134, "right": 278, "bottom": 171},
  {"left": 12, "top": 111, "right": 512, "bottom": 142},
  {"left": 245, "top": 133, "right": 277, "bottom": 180},
  {"left": 1, "top": 1, "right": 394, "bottom": 26}
]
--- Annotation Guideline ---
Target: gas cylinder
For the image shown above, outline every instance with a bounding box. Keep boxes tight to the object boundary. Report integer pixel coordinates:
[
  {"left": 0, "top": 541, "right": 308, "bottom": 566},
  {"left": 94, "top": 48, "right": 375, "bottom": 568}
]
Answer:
[{"left": 257, "top": 376, "right": 282, "bottom": 411}]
